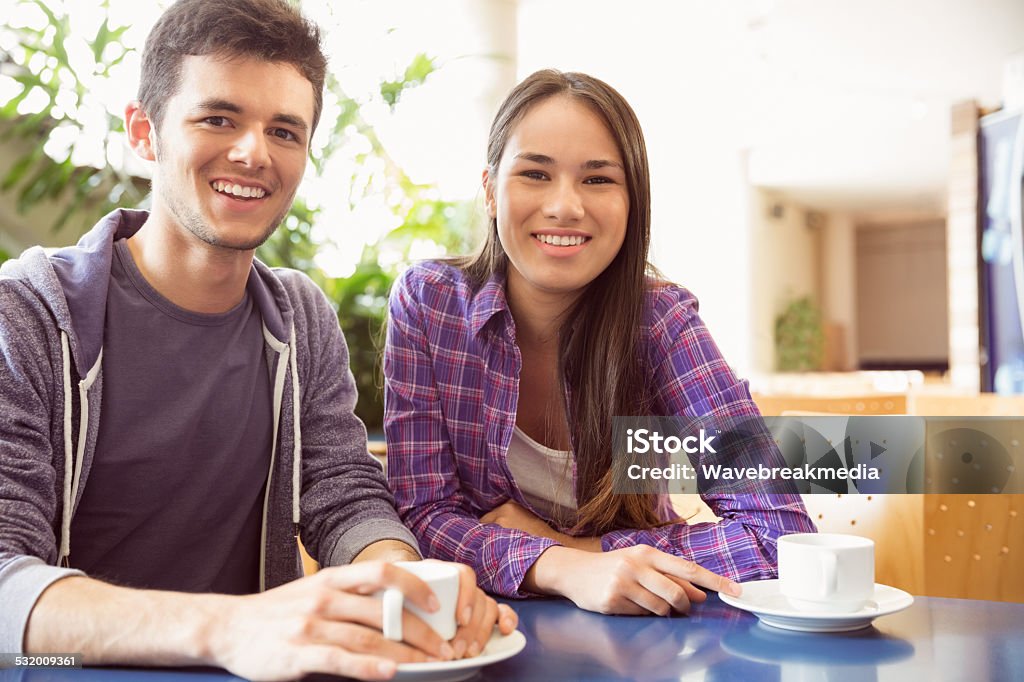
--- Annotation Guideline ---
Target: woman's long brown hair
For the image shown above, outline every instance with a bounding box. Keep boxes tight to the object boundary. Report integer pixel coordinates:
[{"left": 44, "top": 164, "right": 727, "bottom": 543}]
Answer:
[{"left": 460, "top": 70, "right": 667, "bottom": 534}]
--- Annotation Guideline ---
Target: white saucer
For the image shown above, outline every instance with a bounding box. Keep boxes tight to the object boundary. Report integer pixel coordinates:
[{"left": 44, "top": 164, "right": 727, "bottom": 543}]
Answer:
[
  {"left": 720, "top": 579, "right": 913, "bottom": 633},
  {"left": 393, "top": 630, "right": 526, "bottom": 681}
]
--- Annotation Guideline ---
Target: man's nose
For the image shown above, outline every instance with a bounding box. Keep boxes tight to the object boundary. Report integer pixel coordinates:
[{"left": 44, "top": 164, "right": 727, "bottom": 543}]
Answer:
[{"left": 227, "top": 127, "right": 270, "bottom": 168}]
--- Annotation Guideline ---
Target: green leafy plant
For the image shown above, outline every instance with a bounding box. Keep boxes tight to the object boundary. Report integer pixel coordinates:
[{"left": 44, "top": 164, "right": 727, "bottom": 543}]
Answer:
[
  {"left": 0, "top": 0, "right": 147, "bottom": 234},
  {"left": 775, "top": 296, "right": 824, "bottom": 372}
]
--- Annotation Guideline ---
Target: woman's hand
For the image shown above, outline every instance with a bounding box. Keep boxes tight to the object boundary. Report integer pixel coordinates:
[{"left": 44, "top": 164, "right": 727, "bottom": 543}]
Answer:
[
  {"left": 525, "top": 544, "right": 741, "bottom": 616},
  {"left": 481, "top": 501, "right": 563, "bottom": 541},
  {"left": 482, "top": 500, "right": 601, "bottom": 551}
]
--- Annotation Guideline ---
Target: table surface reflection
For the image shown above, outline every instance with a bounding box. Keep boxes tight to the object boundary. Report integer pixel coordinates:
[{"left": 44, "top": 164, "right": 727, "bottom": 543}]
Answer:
[{"left": 2, "top": 593, "right": 1022, "bottom": 681}]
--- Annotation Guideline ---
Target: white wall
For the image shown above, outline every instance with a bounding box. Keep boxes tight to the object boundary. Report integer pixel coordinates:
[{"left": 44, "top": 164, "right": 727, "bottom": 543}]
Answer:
[
  {"left": 822, "top": 212, "right": 858, "bottom": 370},
  {"left": 517, "top": 0, "right": 759, "bottom": 373},
  {"left": 749, "top": 190, "right": 820, "bottom": 373}
]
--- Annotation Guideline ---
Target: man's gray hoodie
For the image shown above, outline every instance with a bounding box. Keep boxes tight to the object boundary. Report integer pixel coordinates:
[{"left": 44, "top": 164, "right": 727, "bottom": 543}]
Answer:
[{"left": 0, "top": 209, "right": 419, "bottom": 653}]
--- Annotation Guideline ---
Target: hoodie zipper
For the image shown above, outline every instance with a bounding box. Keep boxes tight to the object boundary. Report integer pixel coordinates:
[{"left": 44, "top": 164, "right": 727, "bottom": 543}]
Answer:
[{"left": 260, "top": 335, "right": 291, "bottom": 592}]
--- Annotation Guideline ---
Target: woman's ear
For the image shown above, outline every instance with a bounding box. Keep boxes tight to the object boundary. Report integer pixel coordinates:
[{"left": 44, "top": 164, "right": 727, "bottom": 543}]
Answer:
[
  {"left": 125, "top": 102, "right": 156, "bottom": 161},
  {"left": 482, "top": 168, "right": 496, "bottom": 219}
]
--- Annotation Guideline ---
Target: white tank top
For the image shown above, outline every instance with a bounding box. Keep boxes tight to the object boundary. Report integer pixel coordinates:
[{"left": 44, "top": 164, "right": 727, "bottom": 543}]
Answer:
[{"left": 505, "top": 425, "right": 578, "bottom": 523}]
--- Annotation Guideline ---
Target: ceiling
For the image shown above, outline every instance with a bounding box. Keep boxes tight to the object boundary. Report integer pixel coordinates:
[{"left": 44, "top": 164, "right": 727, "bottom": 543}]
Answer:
[
  {"left": 518, "top": 0, "right": 1024, "bottom": 215},
  {"left": 741, "top": 0, "right": 1024, "bottom": 214}
]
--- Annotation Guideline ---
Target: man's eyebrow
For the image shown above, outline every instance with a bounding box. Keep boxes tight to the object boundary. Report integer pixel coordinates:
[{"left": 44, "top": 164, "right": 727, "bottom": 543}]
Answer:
[
  {"left": 514, "top": 152, "right": 554, "bottom": 164},
  {"left": 194, "top": 99, "right": 309, "bottom": 132},
  {"left": 271, "top": 113, "right": 308, "bottom": 133},
  {"left": 195, "top": 98, "right": 243, "bottom": 114}
]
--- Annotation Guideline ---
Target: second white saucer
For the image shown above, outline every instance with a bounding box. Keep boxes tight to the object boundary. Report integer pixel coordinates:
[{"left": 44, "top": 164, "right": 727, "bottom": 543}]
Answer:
[{"left": 720, "top": 579, "right": 914, "bottom": 633}]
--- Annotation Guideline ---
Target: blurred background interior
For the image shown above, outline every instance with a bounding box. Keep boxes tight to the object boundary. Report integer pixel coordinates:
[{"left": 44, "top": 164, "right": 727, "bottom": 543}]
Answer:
[{"left": 1, "top": 0, "right": 1022, "bottom": 603}]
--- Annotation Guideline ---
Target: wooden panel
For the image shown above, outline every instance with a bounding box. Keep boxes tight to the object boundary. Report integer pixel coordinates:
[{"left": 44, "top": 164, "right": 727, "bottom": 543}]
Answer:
[
  {"left": 299, "top": 539, "right": 319, "bottom": 576},
  {"left": 924, "top": 495, "right": 1024, "bottom": 602},
  {"left": 802, "top": 494, "right": 924, "bottom": 595},
  {"left": 751, "top": 393, "right": 907, "bottom": 416},
  {"left": 909, "top": 392, "right": 1024, "bottom": 416}
]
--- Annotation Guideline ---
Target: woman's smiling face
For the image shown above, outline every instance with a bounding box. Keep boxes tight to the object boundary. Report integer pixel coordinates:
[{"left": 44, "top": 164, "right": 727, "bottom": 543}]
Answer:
[{"left": 485, "top": 95, "right": 629, "bottom": 302}]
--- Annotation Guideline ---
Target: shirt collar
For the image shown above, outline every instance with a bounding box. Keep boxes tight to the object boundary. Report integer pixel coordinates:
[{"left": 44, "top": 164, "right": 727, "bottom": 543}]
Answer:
[{"left": 469, "top": 271, "right": 511, "bottom": 337}]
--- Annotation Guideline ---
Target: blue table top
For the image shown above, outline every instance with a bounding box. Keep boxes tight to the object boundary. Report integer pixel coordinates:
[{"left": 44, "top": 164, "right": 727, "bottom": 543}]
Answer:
[{"left": 3, "top": 593, "right": 1022, "bottom": 681}]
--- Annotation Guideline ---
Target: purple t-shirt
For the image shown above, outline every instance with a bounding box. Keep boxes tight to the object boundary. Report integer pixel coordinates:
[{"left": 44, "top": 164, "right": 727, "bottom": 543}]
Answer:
[{"left": 69, "top": 240, "right": 272, "bottom": 594}]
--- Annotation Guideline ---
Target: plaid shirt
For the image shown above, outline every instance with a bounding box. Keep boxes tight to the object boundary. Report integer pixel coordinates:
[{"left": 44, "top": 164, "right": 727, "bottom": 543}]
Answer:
[{"left": 384, "top": 262, "right": 815, "bottom": 598}]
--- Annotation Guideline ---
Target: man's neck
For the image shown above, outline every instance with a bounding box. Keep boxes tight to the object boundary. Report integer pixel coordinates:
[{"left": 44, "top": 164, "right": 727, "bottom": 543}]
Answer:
[{"left": 126, "top": 212, "right": 255, "bottom": 314}]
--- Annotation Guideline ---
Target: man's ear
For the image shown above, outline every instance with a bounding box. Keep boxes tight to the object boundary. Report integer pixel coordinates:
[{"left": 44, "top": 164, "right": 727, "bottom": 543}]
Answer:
[
  {"left": 125, "top": 102, "right": 156, "bottom": 161},
  {"left": 482, "top": 168, "right": 496, "bottom": 219}
]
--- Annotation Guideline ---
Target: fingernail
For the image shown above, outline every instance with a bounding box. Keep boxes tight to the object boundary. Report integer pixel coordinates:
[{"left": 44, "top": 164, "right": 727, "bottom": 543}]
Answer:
[
  {"left": 461, "top": 606, "right": 471, "bottom": 625},
  {"left": 467, "top": 641, "right": 481, "bottom": 658},
  {"left": 730, "top": 581, "right": 742, "bottom": 596},
  {"left": 377, "top": 661, "right": 396, "bottom": 677},
  {"left": 440, "top": 643, "right": 454, "bottom": 660},
  {"left": 453, "top": 639, "right": 467, "bottom": 658},
  {"left": 428, "top": 595, "right": 440, "bottom": 611}
]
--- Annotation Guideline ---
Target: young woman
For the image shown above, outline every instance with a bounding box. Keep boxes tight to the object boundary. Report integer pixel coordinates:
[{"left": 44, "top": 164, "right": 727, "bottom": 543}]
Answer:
[{"left": 383, "top": 69, "right": 815, "bottom": 616}]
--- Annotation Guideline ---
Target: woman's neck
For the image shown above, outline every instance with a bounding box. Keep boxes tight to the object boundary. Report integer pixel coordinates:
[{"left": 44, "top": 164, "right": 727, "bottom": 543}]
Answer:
[{"left": 505, "top": 268, "right": 581, "bottom": 350}]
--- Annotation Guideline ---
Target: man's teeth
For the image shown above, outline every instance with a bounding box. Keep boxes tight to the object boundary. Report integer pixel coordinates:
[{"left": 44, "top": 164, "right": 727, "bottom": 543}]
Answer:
[
  {"left": 534, "top": 234, "right": 587, "bottom": 246},
  {"left": 212, "top": 180, "right": 266, "bottom": 199}
]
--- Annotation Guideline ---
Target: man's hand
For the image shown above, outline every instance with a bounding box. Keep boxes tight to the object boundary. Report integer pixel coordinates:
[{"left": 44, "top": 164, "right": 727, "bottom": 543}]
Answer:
[
  {"left": 209, "top": 561, "right": 456, "bottom": 680},
  {"left": 352, "top": 543, "right": 519, "bottom": 660},
  {"left": 482, "top": 500, "right": 601, "bottom": 552},
  {"left": 444, "top": 561, "right": 518, "bottom": 659},
  {"left": 524, "top": 544, "right": 742, "bottom": 616}
]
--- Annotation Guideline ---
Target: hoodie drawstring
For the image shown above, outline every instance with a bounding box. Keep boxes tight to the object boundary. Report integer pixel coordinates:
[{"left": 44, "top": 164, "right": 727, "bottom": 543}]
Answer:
[
  {"left": 259, "top": 322, "right": 301, "bottom": 591},
  {"left": 58, "top": 334, "right": 73, "bottom": 566},
  {"left": 57, "top": 333, "right": 102, "bottom": 567},
  {"left": 289, "top": 323, "right": 301, "bottom": 527}
]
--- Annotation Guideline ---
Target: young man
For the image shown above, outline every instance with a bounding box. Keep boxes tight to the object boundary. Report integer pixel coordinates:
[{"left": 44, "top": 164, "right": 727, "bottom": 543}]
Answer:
[{"left": 0, "top": 1, "right": 514, "bottom": 679}]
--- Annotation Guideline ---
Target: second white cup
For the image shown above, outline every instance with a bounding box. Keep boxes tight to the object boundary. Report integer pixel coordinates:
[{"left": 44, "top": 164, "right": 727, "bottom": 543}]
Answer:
[
  {"left": 778, "top": 533, "right": 875, "bottom": 613},
  {"left": 382, "top": 561, "right": 459, "bottom": 642}
]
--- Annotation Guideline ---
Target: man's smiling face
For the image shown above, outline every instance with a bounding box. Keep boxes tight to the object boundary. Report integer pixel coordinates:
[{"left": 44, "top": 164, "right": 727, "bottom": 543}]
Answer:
[{"left": 146, "top": 55, "right": 314, "bottom": 251}]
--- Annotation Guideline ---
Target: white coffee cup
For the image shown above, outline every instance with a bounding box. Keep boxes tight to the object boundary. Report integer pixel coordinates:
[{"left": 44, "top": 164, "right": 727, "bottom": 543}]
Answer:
[
  {"left": 778, "top": 533, "right": 874, "bottom": 613},
  {"left": 382, "top": 561, "right": 459, "bottom": 642}
]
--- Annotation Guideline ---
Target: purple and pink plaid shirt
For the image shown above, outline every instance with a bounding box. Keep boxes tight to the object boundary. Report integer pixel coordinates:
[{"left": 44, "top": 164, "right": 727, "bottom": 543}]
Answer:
[{"left": 384, "top": 262, "right": 815, "bottom": 598}]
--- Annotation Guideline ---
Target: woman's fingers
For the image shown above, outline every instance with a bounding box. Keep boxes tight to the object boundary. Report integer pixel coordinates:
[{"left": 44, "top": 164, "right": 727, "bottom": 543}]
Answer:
[
  {"left": 650, "top": 552, "right": 741, "bottom": 597},
  {"left": 666, "top": 574, "right": 708, "bottom": 603},
  {"left": 632, "top": 566, "right": 691, "bottom": 615}
]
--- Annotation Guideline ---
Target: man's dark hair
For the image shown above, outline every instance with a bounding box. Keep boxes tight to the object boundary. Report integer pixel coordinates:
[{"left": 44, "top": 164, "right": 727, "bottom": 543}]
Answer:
[{"left": 138, "top": 0, "right": 327, "bottom": 135}]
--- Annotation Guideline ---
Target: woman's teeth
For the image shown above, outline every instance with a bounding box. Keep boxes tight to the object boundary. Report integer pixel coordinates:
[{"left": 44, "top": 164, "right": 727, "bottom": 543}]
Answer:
[
  {"left": 533, "top": 234, "right": 587, "bottom": 246},
  {"left": 212, "top": 180, "right": 266, "bottom": 199}
]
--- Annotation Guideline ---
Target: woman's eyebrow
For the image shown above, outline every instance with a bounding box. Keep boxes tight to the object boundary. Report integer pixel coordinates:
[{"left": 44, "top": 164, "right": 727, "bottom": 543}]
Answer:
[
  {"left": 582, "top": 159, "right": 624, "bottom": 170},
  {"left": 514, "top": 152, "right": 623, "bottom": 170}
]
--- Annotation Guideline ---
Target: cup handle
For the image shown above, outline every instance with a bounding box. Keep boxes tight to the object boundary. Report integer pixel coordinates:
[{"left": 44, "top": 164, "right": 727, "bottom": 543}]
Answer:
[
  {"left": 382, "top": 587, "right": 404, "bottom": 642},
  {"left": 821, "top": 553, "right": 838, "bottom": 598}
]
